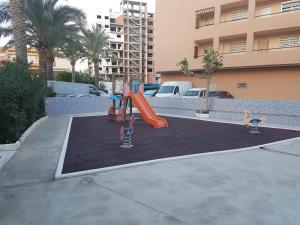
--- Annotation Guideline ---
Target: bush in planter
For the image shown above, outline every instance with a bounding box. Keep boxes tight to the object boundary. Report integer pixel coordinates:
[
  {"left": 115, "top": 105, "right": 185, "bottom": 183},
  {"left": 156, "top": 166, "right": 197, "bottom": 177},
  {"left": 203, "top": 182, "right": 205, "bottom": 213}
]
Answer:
[{"left": 0, "top": 62, "right": 46, "bottom": 144}]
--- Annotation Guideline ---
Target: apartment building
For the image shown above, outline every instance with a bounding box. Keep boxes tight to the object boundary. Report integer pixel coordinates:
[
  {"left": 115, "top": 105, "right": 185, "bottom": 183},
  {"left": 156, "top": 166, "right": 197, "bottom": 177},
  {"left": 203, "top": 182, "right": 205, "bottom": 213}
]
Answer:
[
  {"left": 155, "top": 0, "right": 300, "bottom": 99},
  {"left": 96, "top": 0, "right": 155, "bottom": 83},
  {"left": 0, "top": 47, "right": 71, "bottom": 72}
]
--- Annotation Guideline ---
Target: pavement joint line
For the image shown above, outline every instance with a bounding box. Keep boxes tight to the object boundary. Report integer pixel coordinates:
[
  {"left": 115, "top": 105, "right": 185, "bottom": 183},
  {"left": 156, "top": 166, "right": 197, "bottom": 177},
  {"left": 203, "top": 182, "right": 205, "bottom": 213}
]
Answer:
[
  {"left": 0, "top": 178, "right": 52, "bottom": 189},
  {"left": 81, "top": 177, "right": 191, "bottom": 225},
  {"left": 259, "top": 146, "right": 300, "bottom": 158}
]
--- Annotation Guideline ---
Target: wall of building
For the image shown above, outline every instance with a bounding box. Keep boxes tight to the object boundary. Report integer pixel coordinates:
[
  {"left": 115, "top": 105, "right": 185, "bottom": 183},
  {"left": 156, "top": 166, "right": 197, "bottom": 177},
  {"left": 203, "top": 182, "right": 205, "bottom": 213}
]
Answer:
[
  {"left": 155, "top": 0, "right": 300, "bottom": 99},
  {"left": 160, "top": 66, "right": 300, "bottom": 100}
]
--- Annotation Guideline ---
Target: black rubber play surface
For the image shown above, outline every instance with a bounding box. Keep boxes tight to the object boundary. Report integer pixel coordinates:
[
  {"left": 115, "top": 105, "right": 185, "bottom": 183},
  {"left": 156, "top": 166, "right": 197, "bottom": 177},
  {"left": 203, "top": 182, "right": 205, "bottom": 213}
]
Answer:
[{"left": 62, "top": 116, "right": 300, "bottom": 174}]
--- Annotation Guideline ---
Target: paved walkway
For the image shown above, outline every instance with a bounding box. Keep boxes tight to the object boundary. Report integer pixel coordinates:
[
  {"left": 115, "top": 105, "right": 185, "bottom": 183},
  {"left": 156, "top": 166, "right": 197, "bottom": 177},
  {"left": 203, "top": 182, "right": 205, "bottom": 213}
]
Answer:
[{"left": 1, "top": 116, "right": 300, "bottom": 225}]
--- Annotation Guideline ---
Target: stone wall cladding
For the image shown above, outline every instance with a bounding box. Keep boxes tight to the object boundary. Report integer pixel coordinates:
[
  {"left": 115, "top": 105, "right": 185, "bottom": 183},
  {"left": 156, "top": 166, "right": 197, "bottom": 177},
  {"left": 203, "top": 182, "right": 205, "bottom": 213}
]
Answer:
[{"left": 46, "top": 97, "right": 300, "bottom": 127}]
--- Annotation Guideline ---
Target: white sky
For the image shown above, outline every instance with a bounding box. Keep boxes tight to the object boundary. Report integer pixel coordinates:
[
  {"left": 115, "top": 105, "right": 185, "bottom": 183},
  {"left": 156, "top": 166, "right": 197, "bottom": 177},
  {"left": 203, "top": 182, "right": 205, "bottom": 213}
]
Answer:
[
  {"left": 0, "top": 0, "right": 156, "bottom": 45},
  {"left": 0, "top": 0, "right": 156, "bottom": 71}
]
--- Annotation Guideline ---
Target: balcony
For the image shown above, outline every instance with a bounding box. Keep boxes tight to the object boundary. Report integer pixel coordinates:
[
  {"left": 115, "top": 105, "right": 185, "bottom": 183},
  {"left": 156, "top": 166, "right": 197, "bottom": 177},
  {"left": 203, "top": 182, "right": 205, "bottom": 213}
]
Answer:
[
  {"left": 194, "top": 38, "right": 213, "bottom": 58},
  {"left": 255, "top": 6, "right": 300, "bottom": 33},
  {"left": 195, "top": 7, "right": 215, "bottom": 29}
]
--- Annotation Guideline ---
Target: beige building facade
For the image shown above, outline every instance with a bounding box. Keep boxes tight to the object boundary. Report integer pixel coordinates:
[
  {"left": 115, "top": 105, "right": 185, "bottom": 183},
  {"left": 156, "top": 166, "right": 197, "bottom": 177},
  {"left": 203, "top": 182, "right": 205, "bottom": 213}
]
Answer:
[
  {"left": 155, "top": 0, "right": 300, "bottom": 99},
  {"left": 0, "top": 47, "right": 71, "bottom": 73}
]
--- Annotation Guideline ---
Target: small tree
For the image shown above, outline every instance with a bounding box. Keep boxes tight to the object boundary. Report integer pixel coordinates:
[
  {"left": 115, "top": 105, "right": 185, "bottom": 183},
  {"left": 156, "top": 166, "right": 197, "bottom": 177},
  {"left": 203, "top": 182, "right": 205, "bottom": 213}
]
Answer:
[{"left": 178, "top": 49, "right": 223, "bottom": 113}]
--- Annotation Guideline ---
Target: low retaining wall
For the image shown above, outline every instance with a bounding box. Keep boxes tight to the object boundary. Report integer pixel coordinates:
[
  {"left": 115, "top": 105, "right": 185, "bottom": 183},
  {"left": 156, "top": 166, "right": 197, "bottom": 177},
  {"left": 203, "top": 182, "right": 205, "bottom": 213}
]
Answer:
[{"left": 46, "top": 97, "right": 300, "bottom": 127}]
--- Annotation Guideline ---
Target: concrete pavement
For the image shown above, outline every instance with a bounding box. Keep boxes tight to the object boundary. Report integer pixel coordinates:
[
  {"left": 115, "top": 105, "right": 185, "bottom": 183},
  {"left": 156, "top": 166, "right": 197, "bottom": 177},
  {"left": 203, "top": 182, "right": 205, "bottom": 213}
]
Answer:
[{"left": 1, "top": 115, "right": 300, "bottom": 225}]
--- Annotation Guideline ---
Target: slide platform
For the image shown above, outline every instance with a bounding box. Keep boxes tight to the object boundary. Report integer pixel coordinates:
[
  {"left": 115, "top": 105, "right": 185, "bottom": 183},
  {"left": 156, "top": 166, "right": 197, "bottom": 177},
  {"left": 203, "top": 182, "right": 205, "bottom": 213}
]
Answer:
[{"left": 129, "top": 91, "right": 168, "bottom": 128}]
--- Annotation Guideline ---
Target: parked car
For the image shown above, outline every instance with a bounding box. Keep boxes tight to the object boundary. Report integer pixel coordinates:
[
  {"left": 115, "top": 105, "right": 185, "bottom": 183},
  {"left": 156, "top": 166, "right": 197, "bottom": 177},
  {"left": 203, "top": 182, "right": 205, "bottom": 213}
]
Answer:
[
  {"left": 182, "top": 88, "right": 206, "bottom": 98},
  {"left": 143, "top": 89, "right": 158, "bottom": 97},
  {"left": 208, "top": 91, "right": 234, "bottom": 99},
  {"left": 156, "top": 81, "right": 192, "bottom": 97},
  {"left": 48, "top": 81, "right": 102, "bottom": 97}
]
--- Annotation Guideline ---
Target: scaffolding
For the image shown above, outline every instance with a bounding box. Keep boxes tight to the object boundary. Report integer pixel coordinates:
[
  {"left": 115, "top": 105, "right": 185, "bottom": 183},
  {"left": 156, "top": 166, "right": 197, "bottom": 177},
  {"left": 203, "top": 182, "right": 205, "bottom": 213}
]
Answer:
[{"left": 121, "top": 0, "right": 149, "bottom": 81}]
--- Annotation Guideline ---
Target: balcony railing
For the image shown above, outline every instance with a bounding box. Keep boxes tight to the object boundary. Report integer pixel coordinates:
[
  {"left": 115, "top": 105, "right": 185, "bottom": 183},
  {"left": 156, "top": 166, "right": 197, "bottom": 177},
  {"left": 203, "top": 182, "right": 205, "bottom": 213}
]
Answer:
[
  {"left": 220, "top": 17, "right": 247, "bottom": 24},
  {"left": 253, "top": 45, "right": 300, "bottom": 52},
  {"left": 255, "top": 8, "right": 300, "bottom": 18},
  {"left": 220, "top": 50, "right": 247, "bottom": 55}
]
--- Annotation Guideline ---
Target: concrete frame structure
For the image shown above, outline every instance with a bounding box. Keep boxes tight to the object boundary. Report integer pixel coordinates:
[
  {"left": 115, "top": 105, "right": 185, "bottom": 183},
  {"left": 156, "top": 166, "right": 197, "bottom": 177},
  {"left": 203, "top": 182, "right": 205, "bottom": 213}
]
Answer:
[
  {"left": 155, "top": 0, "right": 300, "bottom": 99},
  {"left": 97, "top": 0, "right": 155, "bottom": 83}
]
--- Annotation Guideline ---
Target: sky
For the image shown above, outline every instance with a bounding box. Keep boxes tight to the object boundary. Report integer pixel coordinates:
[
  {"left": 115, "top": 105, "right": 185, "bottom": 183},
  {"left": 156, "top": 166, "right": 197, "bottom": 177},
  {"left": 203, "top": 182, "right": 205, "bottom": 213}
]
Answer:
[{"left": 0, "top": 0, "right": 156, "bottom": 46}]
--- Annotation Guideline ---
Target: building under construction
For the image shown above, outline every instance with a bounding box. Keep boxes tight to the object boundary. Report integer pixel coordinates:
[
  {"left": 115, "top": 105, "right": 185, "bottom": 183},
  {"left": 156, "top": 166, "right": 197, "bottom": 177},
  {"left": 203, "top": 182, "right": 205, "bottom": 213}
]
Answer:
[{"left": 97, "top": 0, "right": 155, "bottom": 83}]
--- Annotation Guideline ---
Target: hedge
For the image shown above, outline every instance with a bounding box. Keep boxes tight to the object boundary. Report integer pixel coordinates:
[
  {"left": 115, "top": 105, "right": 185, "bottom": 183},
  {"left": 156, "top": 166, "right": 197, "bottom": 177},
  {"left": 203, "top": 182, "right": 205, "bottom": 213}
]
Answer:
[{"left": 0, "top": 62, "right": 45, "bottom": 144}]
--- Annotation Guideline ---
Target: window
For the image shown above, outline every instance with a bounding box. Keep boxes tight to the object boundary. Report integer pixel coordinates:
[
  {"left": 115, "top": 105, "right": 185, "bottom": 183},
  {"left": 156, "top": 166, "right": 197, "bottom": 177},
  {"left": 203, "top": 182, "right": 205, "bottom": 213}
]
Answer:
[
  {"left": 258, "top": 39, "right": 269, "bottom": 50},
  {"left": 117, "top": 34, "right": 121, "bottom": 38},
  {"left": 110, "top": 27, "right": 116, "bottom": 32},
  {"left": 231, "top": 41, "right": 246, "bottom": 53},
  {"left": 205, "top": 17, "right": 214, "bottom": 26},
  {"left": 259, "top": 8, "right": 271, "bottom": 17},
  {"left": 280, "top": 36, "right": 300, "bottom": 47},
  {"left": 174, "top": 86, "right": 179, "bottom": 94},
  {"left": 204, "top": 46, "right": 212, "bottom": 54},
  {"left": 97, "top": 15, "right": 101, "bottom": 19},
  {"left": 105, "top": 25, "right": 109, "bottom": 28},
  {"left": 231, "top": 10, "right": 247, "bottom": 21},
  {"left": 194, "top": 46, "right": 199, "bottom": 58},
  {"left": 105, "top": 16, "right": 109, "bottom": 19},
  {"left": 282, "top": 1, "right": 300, "bottom": 12},
  {"left": 99, "top": 67, "right": 102, "bottom": 71}
]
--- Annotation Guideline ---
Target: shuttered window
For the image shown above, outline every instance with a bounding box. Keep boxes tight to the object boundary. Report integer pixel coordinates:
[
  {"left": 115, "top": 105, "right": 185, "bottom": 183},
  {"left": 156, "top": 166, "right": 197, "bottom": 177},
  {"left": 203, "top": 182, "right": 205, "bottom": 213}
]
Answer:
[
  {"left": 231, "top": 41, "right": 246, "bottom": 53},
  {"left": 280, "top": 36, "right": 300, "bottom": 47},
  {"left": 282, "top": 1, "right": 300, "bottom": 12},
  {"left": 231, "top": 10, "right": 247, "bottom": 21},
  {"left": 258, "top": 39, "right": 269, "bottom": 50},
  {"left": 205, "top": 17, "right": 214, "bottom": 25}
]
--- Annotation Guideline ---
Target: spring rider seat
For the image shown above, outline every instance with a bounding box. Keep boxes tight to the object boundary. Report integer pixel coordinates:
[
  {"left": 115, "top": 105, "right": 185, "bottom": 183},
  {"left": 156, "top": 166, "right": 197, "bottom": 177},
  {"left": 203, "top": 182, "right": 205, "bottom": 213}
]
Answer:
[{"left": 120, "top": 115, "right": 136, "bottom": 148}]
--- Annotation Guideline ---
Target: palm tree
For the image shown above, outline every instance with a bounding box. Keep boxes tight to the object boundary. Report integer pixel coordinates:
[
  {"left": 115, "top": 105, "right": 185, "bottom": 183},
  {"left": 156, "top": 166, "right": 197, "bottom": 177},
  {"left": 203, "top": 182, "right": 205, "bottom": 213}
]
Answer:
[
  {"left": 26, "top": 0, "right": 86, "bottom": 82},
  {"left": 9, "top": 0, "right": 27, "bottom": 64},
  {"left": 178, "top": 49, "right": 223, "bottom": 113},
  {"left": 82, "top": 24, "right": 110, "bottom": 87},
  {"left": 0, "top": 1, "right": 12, "bottom": 37},
  {"left": 61, "top": 39, "right": 83, "bottom": 82},
  {"left": 0, "top": 0, "right": 86, "bottom": 84}
]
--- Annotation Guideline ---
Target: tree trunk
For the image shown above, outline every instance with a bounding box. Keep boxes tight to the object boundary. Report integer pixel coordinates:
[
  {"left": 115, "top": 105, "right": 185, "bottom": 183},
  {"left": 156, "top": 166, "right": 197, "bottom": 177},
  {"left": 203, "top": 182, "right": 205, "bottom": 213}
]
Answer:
[
  {"left": 71, "top": 60, "right": 76, "bottom": 83},
  {"left": 93, "top": 59, "right": 100, "bottom": 88},
  {"left": 47, "top": 57, "right": 55, "bottom": 81},
  {"left": 10, "top": 0, "right": 28, "bottom": 65},
  {"left": 204, "top": 74, "right": 212, "bottom": 113},
  {"left": 38, "top": 48, "right": 47, "bottom": 86}
]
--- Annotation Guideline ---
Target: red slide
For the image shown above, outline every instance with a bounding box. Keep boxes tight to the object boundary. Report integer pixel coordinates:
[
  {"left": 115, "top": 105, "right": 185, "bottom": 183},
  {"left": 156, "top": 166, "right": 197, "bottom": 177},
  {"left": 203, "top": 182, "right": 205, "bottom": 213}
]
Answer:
[{"left": 129, "top": 91, "right": 168, "bottom": 128}]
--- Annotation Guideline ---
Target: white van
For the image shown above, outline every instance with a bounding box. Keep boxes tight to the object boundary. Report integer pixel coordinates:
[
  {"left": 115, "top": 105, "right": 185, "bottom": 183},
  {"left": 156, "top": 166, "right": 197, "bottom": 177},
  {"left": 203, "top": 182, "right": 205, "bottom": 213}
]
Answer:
[
  {"left": 156, "top": 81, "right": 193, "bottom": 97},
  {"left": 182, "top": 88, "right": 206, "bottom": 98},
  {"left": 47, "top": 81, "right": 102, "bottom": 96}
]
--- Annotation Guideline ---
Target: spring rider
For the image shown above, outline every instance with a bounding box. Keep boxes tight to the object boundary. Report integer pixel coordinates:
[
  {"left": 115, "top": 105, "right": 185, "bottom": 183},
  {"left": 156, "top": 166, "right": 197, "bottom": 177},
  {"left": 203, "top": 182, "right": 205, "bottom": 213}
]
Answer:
[
  {"left": 120, "top": 115, "right": 136, "bottom": 148},
  {"left": 243, "top": 111, "right": 266, "bottom": 133}
]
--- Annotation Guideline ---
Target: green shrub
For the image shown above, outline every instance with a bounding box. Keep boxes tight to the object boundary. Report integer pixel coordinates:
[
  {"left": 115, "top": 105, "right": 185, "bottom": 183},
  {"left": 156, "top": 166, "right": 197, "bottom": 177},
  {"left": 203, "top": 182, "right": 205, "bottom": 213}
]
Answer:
[
  {"left": 56, "top": 71, "right": 96, "bottom": 85},
  {"left": 46, "top": 86, "right": 56, "bottom": 97},
  {"left": 56, "top": 71, "right": 72, "bottom": 82},
  {"left": 0, "top": 62, "right": 46, "bottom": 144}
]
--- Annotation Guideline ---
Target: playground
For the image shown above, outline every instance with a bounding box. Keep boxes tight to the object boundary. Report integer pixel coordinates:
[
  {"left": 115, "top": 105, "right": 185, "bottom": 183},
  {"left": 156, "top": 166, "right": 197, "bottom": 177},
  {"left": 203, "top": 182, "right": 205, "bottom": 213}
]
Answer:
[
  {"left": 55, "top": 75, "right": 300, "bottom": 177},
  {"left": 59, "top": 115, "right": 300, "bottom": 176}
]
